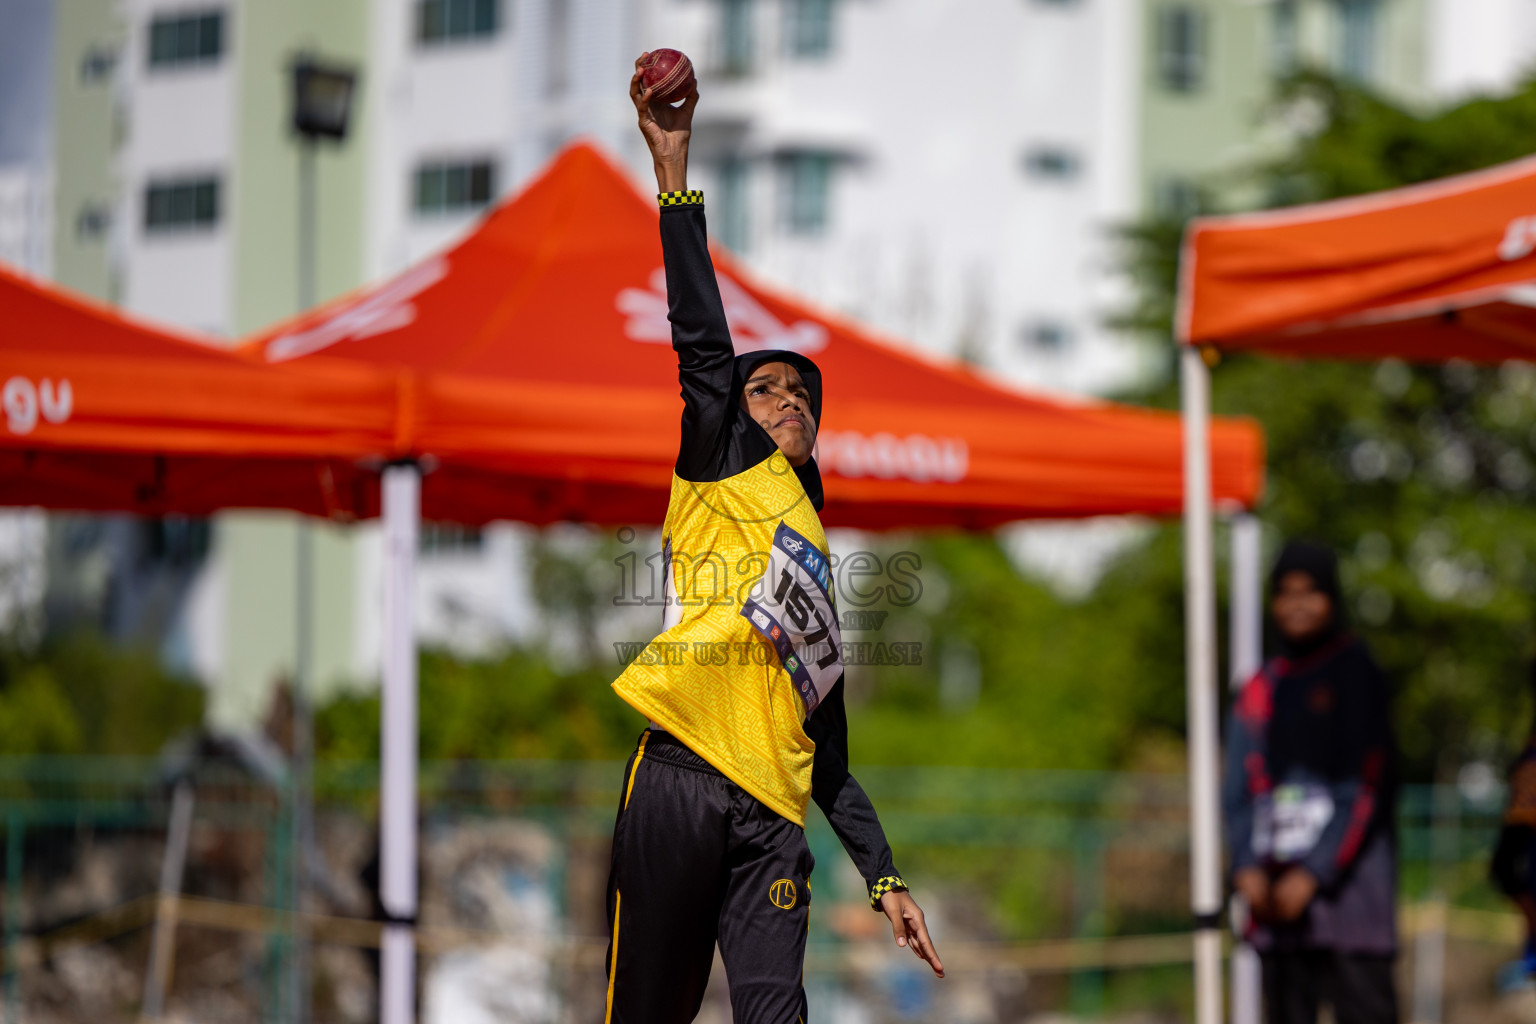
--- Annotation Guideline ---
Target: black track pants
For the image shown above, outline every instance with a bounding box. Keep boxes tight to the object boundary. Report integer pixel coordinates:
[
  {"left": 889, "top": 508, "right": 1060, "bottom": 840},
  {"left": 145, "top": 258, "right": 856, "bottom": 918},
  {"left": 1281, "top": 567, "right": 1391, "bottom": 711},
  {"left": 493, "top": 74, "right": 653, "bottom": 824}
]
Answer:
[
  {"left": 603, "top": 730, "right": 814, "bottom": 1024},
  {"left": 1261, "top": 950, "right": 1399, "bottom": 1024}
]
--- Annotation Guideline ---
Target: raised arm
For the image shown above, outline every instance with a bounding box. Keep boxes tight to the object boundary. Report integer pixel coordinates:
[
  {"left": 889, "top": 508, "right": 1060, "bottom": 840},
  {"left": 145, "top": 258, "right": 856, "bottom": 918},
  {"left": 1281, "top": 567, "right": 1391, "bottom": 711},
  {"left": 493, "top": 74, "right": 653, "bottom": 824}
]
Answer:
[{"left": 631, "top": 57, "right": 735, "bottom": 480}]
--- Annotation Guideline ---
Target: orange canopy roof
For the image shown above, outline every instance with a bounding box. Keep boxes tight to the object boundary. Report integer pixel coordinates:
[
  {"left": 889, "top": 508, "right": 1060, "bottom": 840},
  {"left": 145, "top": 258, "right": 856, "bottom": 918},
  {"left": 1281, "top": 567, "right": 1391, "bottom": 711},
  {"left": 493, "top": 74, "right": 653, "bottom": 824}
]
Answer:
[
  {"left": 0, "top": 263, "right": 395, "bottom": 517},
  {"left": 1179, "top": 154, "right": 1536, "bottom": 362},
  {"left": 243, "top": 143, "right": 1264, "bottom": 528}
]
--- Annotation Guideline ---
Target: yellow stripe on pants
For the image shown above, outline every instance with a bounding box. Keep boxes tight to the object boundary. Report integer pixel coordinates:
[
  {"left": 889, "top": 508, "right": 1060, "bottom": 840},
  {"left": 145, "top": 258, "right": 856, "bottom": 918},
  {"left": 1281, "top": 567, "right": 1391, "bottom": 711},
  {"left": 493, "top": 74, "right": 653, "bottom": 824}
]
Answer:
[{"left": 606, "top": 733, "right": 649, "bottom": 1023}]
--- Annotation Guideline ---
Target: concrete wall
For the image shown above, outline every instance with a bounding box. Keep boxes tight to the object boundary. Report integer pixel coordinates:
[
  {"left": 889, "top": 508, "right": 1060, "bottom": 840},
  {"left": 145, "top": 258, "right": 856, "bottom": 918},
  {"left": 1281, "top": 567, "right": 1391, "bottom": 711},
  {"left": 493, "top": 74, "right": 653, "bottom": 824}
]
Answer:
[{"left": 50, "top": 0, "right": 120, "bottom": 300}]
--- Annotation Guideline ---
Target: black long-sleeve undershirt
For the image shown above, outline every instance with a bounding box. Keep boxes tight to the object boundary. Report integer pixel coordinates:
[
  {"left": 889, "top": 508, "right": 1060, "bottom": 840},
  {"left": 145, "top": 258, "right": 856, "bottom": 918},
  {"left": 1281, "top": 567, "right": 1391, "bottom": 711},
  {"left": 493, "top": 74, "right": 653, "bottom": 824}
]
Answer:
[{"left": 659, "top": 201, "right": 899, "bottom": 897}]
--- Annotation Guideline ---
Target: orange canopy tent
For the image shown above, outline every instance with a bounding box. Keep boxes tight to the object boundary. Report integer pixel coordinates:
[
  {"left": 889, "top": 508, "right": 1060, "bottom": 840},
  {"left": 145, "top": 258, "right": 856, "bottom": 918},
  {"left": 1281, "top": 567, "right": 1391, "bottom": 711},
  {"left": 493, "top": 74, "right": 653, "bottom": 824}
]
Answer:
[
  {"left": 243, "top": 143, "right": 1265, "bottom": 528},
  {"left": 0, "top": 262, "right": 394, "bottom": 517},
  {"left": 1171, "top": 154, "right": 1536, "bottom": 1024},
  {"left": 1179, "top": 153, "right": 1536, "bottom": 362}
]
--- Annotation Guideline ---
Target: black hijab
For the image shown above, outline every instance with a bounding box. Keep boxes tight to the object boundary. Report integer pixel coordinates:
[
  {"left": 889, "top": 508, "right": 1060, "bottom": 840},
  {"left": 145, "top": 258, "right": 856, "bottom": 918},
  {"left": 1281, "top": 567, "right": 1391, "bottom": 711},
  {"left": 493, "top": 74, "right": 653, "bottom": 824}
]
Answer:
[
  {"left": 734, "top": 349, "right": 823, "bottom": 424},
  {"left": 735, "top": 349, "right": 824, "bottom": 506},
  {"left": 1269, "top": 539, "right": 1345, "bottom": 657}
]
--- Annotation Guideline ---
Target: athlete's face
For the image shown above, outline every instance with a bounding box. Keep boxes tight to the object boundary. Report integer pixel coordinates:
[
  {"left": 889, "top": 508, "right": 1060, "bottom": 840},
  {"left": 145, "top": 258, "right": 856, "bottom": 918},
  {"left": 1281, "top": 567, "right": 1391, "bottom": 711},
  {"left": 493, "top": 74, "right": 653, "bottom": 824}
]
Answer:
[
  {"left": 1271, "top": 570, "right": 1334, "bottom": 645},
  {"left": 741, "top": 361, "right": 817, "bottom": 467}
]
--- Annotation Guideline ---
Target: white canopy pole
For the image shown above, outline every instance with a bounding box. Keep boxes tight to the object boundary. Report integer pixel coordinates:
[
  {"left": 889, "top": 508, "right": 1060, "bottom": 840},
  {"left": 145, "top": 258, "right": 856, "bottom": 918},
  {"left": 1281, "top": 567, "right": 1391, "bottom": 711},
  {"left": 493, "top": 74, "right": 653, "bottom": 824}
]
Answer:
[
  {"left": 1229, "top": 514, "right": 1263, "bottom": 683},
  {"left": 1181, "top": 346, "right": 1223, "bottom": 1024},
  {"left": 1229, "top": 512, "right": 1264, "bottom": 1024},
  {"left": 381, "top": 463, "right": 420, "bottom": 1024}
]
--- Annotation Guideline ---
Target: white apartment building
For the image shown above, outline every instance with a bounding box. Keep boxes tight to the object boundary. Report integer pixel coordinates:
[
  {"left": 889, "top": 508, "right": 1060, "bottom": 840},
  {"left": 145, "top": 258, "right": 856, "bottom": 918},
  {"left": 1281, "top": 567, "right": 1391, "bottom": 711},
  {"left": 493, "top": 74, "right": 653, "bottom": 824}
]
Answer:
[
  {"left": 368, "top": 0, "right": 1145, "bottom": 394},
  {"left": 116, "top": 0, "right": 235, "bottom": 334},
  {"left": 671, "top": 0, "right": 1146, "bottom": 395}
]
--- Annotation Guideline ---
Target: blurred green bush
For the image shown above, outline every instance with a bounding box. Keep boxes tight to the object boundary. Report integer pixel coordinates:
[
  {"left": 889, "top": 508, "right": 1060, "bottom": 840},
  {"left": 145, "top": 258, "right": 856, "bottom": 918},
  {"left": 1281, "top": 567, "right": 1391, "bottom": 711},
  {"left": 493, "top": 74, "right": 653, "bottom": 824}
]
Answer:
[
  {"left": 0, "top": 633, "right": 204, "bottom": 755},
  {"left": 317, "top": 647, "right": 642, "bottom": 762}
]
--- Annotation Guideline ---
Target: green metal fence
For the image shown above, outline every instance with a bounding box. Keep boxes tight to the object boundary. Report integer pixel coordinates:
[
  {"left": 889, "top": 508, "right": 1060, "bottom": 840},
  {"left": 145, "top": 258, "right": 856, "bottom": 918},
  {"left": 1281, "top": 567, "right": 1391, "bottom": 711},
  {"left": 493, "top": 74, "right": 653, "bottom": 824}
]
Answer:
[{"left": 0, "top": 757, "right": 1519, "bottom": 1023}]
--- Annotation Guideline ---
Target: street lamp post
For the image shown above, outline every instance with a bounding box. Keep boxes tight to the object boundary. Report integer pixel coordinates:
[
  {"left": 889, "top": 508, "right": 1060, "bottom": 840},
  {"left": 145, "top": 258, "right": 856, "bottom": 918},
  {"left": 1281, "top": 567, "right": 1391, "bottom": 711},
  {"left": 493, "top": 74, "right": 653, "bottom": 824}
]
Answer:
[{"left": 288, "top": 54, "right": 357, "bottom": 1024}]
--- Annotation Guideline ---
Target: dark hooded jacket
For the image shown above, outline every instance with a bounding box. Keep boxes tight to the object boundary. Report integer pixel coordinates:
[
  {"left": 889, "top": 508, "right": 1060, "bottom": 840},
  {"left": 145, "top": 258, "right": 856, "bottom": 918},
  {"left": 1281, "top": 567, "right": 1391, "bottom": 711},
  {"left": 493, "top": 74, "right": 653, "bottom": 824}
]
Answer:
[
  {"left": 1223, "top": 540, "right": 1397, "bottom": 954},
  {"left": 655, "top": 199, "right": 900, "bottom": 901}
]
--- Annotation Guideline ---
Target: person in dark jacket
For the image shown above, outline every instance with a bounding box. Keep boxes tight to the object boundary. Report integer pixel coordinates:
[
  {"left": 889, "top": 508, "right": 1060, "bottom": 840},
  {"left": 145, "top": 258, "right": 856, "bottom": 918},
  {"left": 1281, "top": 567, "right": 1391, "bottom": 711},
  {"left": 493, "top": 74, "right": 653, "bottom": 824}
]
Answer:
[
  {"left": 1490, "top": 661, "right": 1536, "bottom": 990},
  {"left": 1224, "top": 540, "right": 1398, "bottom": 1024}
]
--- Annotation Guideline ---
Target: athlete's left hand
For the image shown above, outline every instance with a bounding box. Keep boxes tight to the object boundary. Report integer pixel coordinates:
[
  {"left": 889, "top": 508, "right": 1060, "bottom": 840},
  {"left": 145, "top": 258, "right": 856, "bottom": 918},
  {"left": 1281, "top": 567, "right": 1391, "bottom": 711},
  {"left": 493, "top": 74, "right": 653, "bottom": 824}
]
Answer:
[{"left": 880, "top": 890, "right": 945, "bottom": 978}]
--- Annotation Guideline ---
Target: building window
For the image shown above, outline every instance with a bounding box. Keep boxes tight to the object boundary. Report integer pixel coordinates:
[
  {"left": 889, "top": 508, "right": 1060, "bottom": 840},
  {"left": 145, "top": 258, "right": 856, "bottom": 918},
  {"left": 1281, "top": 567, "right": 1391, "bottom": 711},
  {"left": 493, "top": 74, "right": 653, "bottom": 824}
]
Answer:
[
  {"left": 778, "top": 152, "right": 834, "bottom": 235},
  {"left": 417, "top": 0, "right": 499, "bottom": 44},
  {"left": 1336, "top": 0, "right": 1378, "bottom": 82},
  {"left": 717, "top": 158, "right": 751, "bottom": 253},
  {"left": 1153, "top": 177, "right": 1202, "bottom": 219},
  {"left": 413, "top": 159, "right": 497, "bottom": 215},
  {"left": 1156, "top": 6, "right": 1207, "bottom": 93},
  {"left": 144, "top": 177, "right": 220, "bottom": 233},
  {"left": 148, "top": 10, "right": 224, "bottom": 69},
  {"left": 1021, "top": 319, "right": 1073, "bottom": 352},
  {"left": 721, "top": 0, "right": 755, "bottom": 76},
  {"left": 545, "top": 0, "right": 570, "bottom": 96},
  {"left": 1022, "top": 145, "right": 1082, "bottom": 181},
  {"left": 141, "top": 516, "right": 212, "bottom": 568},
  {"left": 76, "top": 203, "right": 113, "bottom": 242},
  {"left": 1272, "top": 0, "right": 1299, "bottom": 76},
  {"left": 784, "top": 0, "right": 834, "bottom": 59},
  {"left": 80, "top": 46, "right": 118, "bottom": 84},
  {"left": 420, "top": 522, "right": 484, "bottom": 555}
]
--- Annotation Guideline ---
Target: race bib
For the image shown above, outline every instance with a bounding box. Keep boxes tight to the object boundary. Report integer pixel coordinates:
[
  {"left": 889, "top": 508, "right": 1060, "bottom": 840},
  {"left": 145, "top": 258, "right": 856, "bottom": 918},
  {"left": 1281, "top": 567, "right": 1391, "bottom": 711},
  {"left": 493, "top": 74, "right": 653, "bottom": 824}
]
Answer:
[
  {"left": 1254, "top": 784, "right": 1334, "bottom": 863},
  {"left": 740, "top": 522, "right": 842, "bottom": 716}
]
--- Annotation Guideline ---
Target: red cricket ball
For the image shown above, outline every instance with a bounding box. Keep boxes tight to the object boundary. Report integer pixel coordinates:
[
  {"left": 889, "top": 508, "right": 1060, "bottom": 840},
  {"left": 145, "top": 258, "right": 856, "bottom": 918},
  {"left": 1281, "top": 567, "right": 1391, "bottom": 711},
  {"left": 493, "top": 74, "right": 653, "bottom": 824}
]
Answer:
[{"left": 640, "top": 48, "right": 696, "bottom": 105}]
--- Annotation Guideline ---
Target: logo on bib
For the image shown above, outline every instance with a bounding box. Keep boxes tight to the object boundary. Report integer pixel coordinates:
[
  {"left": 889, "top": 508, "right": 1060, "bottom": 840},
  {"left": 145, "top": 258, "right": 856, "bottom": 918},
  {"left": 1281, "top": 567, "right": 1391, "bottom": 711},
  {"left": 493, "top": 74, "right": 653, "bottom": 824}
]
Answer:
[{"left": 769, "top": 878, "right": 798, "bottom": 910}]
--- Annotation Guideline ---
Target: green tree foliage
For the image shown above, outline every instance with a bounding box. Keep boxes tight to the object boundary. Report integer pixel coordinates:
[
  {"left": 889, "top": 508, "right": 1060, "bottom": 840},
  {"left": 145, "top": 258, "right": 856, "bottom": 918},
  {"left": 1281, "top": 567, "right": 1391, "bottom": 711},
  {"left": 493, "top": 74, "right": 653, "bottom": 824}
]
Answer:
[
  {"left": 316, "top": 647, "right": 641, "bottom": 762},
  {"left": 0, "top": 633, "right": 205, "bottom": 755},
  {"left": 847, "top": 534, "right": 1172, "bottom": 772},
  {"left": 1113, "top": 73, "right": 1536, "bottom": 779},
  {"left": 1264, "top": 73, "right": 1536, "bottom": 203}
]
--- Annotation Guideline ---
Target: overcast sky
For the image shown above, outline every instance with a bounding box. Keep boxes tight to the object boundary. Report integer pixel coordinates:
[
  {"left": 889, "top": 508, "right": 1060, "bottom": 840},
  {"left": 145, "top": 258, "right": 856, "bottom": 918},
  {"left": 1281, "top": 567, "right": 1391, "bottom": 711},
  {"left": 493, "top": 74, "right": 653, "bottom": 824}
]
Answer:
[{"left": 0, "top": 0, "right": 55, "bottom": 166}]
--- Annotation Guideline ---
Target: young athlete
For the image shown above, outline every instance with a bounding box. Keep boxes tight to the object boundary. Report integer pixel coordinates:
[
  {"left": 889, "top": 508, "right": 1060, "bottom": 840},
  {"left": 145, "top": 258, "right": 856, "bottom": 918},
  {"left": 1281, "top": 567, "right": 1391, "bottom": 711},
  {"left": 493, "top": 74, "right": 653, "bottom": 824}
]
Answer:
[
  {"left": 1225, "top": 541, "right": 1397, "bottom": 1024},
  {"left": 602, "top": 56, "right": 943, "bottom": 1023}
]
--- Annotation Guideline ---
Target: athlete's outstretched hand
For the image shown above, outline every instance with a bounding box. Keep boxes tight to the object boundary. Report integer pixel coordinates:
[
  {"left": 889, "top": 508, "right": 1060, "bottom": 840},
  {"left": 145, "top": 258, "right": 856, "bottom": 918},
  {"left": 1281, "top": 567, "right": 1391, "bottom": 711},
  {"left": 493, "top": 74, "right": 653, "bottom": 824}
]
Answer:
[
  {"left": 630, "top": 53, "right": 699, "bottom": 193},
  {"left": 880, "top": 890, "right": 945, "bottom": 978}
]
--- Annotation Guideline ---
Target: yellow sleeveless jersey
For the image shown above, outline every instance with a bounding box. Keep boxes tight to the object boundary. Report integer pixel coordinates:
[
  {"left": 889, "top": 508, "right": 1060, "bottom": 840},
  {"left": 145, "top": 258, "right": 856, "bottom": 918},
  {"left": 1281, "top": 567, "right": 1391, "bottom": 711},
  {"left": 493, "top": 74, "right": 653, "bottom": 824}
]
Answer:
[{"left": 611, "top": 449, "right": 843, "bottom": 826}]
